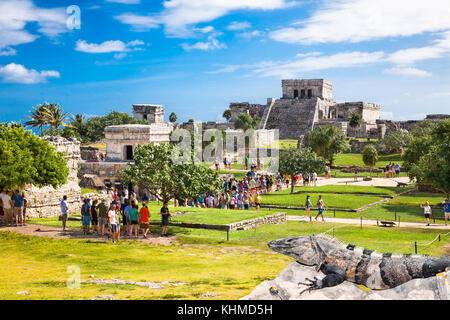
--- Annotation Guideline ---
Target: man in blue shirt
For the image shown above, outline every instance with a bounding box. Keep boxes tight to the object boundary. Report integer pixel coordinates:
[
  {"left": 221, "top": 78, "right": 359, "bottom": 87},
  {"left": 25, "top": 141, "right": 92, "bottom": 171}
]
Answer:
[
  {"left": 443, "top": 199, "right": 450, "bottom": 226},
  {"left": 12, "top": 190, "right": 23, "bottom": 226}
]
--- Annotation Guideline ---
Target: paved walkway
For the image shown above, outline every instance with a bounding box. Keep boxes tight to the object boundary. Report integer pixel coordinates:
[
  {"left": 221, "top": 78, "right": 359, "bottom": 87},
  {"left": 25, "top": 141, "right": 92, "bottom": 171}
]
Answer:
[{"left": 287, "top": 215, "right": 450, "bottom": 230}]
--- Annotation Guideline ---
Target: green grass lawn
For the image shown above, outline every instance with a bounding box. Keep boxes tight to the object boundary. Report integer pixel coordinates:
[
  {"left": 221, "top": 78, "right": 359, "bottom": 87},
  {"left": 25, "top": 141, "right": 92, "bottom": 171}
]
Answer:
[
  {"left": 326, "top": 169, "right": 409, "bottom": 178},
  {"left": 362, "top": 192, "right": 448, "bottom": 223},
  {"left": 273, "top": 184, "right": 413, "bottom": 196},
  {"left": 333, "top": 153, "right": 403, "bottom": 167},
  {"left": 261, "top": 190, "right": 385, "bottom": 210}
]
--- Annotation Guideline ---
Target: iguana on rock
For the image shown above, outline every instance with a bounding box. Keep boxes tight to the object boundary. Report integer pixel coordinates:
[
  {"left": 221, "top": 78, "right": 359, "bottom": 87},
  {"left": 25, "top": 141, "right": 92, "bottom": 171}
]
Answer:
[{"left": 268, "top": 235, "right": 450, "bottom": 294}]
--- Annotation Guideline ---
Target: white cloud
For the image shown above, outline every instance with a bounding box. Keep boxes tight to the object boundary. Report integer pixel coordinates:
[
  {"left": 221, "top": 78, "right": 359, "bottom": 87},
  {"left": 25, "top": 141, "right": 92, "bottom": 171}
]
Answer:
[
  {"left": 383, "top": 67, "right": 432, "bottom": 78},
  {"left": 237, "top": 30, "right": 264, "bottom": 38},
  {"left": 227, "top": 21, "right": 251, "bottom": 31},
  {"left": 0, "top": 0, "right": 67, "bottom": 50},
  {"left": 114, "top": 53, "right": 127, "bottom": 59},
  {"left": 0, "top": 47, "right": 17, "bottom": 56},
  {"left": 105, "top": 0, "right": 140, "bottom": 3},
  {"left": 253, "top": 51, "right": 385, "bottom": 78},
  {"left": 0, "top": 63, "right": 60, "bottom": 84},
  {"left": 269, "top": 0, "right": 450, "bottom": 44},
  {"left": 116, "top": 0, "right": 296, "bottom": 37},
  {"left": 114, "top": 13, "right": 160, "bottom": 31},
  {"left": 181, "top": 35, "right": 227, "bottom": 51},
  {"left": 75, "top": 40, "right": 145, "bottom": 53}
]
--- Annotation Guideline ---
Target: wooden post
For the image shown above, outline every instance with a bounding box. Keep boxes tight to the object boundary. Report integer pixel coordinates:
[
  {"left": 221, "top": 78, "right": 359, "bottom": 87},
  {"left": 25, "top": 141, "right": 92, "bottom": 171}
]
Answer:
[
  {"left": 414, "top": 241, "right": 417, "bottom": 254},
  {"left": 439, "top": 234, "right": 441, "bottom": 242},
  {"left": 333, "top": 208, "right": 336, "bottom": 217},
  {"left": 227, "top": 229, "right": 229, "bottom": 241}
]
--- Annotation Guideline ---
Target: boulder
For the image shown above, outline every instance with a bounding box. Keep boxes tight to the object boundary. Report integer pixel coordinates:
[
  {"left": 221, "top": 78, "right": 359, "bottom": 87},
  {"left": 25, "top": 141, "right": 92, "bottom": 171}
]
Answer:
[{"left": 241, "top": 262, "right": 448, "bottom": 300}]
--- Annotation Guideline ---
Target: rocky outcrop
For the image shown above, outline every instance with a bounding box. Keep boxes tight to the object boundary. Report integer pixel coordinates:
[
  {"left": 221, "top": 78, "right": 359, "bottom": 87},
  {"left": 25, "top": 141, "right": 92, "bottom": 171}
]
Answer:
[{"left": 242, "top": 262, "right": 449, "bottom": 300}]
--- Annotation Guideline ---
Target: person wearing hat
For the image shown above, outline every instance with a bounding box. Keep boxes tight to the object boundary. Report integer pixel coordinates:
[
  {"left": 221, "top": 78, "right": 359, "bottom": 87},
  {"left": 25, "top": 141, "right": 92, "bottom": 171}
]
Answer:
[
  {"left": 305, "top": 195, "right": 312, "bottom": 220},
  {"left": 98, "top": 198, "right": 108, "bottom": 236}
]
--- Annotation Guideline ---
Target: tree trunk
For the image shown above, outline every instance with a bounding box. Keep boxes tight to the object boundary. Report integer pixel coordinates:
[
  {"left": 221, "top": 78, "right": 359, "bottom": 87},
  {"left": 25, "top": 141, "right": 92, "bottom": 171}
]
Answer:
[{"left": 291, "top": 174, "right": 295, "bottom": 194}]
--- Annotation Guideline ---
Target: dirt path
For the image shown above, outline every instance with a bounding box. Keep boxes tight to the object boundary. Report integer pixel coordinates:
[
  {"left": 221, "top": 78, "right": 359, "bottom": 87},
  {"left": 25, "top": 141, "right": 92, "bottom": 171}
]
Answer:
[
  {"left": 0, "top": 224, "right": 179, "bottom": 245},
  {"left": 288, "top": 215, "right": 450, "bottom": 230}
]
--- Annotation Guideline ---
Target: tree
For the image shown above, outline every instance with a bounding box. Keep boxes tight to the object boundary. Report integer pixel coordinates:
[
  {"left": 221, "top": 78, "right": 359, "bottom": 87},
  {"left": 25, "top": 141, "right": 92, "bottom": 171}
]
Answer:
[
  {"left": 46, "top": 103, "right": 71, "bottom": 129},
  {"left": 304, "top": 125, "right": 349, "bottom": 164},
  {"left": 404, "top": 119, "right": 450, "bottom": 198},
  {"left": 381, "top": 129, "right": 412, "bottom": 154},
  {"left": 169, "top": 112, "right": 177, "bottom": 123},
  {"left": 278, "top": 147, "right": 326, "bottom": 194},
  {"left": 24, "top": 104, "right": 50, "bottom": 135},
  {"left": 348, "top": 113, "right": 362, "bottom": 137},
  {"left": 80, "top": 111, "right": 148, "bottom": 143},
  {"left": 362, "top": 145, "right": 378, "bottom": 177},
  {"left": 223, "top": 109, "right": 232, "bottom": 122},
  {"left": 0, "top": 125, "right": 69, "bottom": 190},
  {"left": 234, "top": 112, "right": 260, "bottom": 131},
  {"left": 117, "top": 143, "right": 223, "bottom": 203}
]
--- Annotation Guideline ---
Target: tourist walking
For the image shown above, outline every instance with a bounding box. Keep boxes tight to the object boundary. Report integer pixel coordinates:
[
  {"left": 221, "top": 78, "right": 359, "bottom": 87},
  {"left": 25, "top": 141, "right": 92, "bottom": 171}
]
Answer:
[
  {"left": 128, "top": 204, "right": 139, "bottom": 238},
  {"left": 81, "top": 198, "right": 92, "bottom": 234},
  {"left": 354, "top": 169, "right": 358, "bottom": 182},
  {"left": 395, "top": 163, "right": 400, "bottom": 178},
  {"left": 443, "top": 199, "right": 450, "bottom": 226},
  {"left": 60, "top": 195, "right": 69, "bottom": 231},
  {"left": 305, "top": 195, "right": 312, "bottom": 219},
  {"left": 315, "top": 195, "right": 326, "bottom": 222},
  {"left": 420, "top": 201, "right": 432, "bottom": 226},
  {"left": 98, "top": 199, "right": 108, "bottom": 236},
  {"left": 160, "top": 202, "right": 170, "bottom": 237},
  {"left": 139, "top": 202, "right": 150, "bottom": 238},
  {"left": 254, "top": 192, "right": 262, "bottom": 211},
  {"left": 12, "top": 190, "right": 24, "bottom": 226}
]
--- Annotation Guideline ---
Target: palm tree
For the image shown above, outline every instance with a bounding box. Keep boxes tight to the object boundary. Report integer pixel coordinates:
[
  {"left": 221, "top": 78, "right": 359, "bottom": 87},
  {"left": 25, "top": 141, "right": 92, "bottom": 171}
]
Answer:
[
  {"left": 69, "top": 113, "right": 85, "bottom": 132},
  {"left": 45, "top": 103, "right": 71, "bottom": 129},
  {"left": 24, "top": 104, "right": 50, "bottom": 135}
]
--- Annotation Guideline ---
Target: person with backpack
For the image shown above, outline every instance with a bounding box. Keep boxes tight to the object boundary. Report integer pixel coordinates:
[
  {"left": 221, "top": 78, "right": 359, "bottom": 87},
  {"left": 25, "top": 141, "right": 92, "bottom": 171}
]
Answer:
[{"left": 81, "top": 198, "right": 92, "bottom": 235}]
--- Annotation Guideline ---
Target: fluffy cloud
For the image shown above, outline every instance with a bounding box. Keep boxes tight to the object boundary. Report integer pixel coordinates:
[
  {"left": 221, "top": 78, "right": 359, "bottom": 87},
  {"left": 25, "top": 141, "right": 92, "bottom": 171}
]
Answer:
[
  {"left": 0, "top": 0, "right": 67, "bottom": 50},
  {"left": 0, "top": 63, "right": 60, "bottom": 84},
  {"left": 75, "top": 39, "right": 145, "bottom": 53},
  {"left": 269, "top": 0, "right": 450, "bottom": 44}
]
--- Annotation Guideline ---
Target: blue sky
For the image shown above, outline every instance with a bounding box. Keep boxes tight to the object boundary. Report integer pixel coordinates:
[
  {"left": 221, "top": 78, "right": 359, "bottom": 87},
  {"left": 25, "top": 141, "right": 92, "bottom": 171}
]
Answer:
[{"left": 1, "top": 0, "right": 450, "bottom": 124}]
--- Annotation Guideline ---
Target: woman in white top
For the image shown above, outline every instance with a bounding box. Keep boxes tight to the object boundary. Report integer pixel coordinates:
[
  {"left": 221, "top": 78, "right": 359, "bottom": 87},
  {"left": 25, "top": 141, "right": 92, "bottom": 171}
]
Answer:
[
  {"left": 420, "top": 201, "right": 432, "bottom": 226},
  {"left": 108, "top": 204, "right": 118, "bottom": 243}
]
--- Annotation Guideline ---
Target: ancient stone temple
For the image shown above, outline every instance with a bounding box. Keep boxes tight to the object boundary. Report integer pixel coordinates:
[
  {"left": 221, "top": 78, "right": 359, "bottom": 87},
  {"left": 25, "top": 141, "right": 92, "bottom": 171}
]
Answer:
[
  {"left": 229, "top": 79, "right": 381, "bottom": 139},
  {"left": 24, "top": 136, "right": 82, "bottom": 218}
]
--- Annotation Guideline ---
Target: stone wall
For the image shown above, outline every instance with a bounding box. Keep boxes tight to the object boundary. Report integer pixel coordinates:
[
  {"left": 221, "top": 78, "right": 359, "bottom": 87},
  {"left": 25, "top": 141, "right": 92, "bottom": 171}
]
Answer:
[
  {"left": 80, "top": 146, "right": 100, "bottom": 161},
  {"left": 228, "top": 212, "right": 287, "bottom": 231},
  {"left": 24, "top": 136, "right": 82, "bottom": 218}
]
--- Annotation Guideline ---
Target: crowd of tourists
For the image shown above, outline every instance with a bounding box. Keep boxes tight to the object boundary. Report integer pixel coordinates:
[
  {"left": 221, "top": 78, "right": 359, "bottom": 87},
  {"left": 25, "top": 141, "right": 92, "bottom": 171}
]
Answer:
[
  {"left": 0, "top": 189, "right": 27, "bottom": 227},
  {"left": 384, "top": 162, "right": 401, "bottom": 178},
  {"left": 58, "top": 188, "right": 171, "bottom": 243}
]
